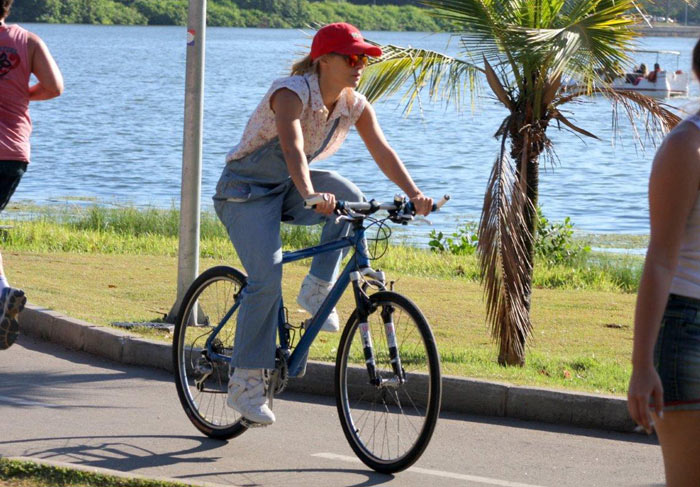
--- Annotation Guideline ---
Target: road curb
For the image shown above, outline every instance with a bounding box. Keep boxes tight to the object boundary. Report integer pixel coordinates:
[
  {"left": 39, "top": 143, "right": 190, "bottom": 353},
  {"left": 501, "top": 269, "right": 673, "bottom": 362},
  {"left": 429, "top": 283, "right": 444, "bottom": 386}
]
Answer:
[
  {"left": 4, "top": 456, "right": 222, "bottom": 487},
  {"left": 19, "top": 304, "right": 636, "bottom": 433}
]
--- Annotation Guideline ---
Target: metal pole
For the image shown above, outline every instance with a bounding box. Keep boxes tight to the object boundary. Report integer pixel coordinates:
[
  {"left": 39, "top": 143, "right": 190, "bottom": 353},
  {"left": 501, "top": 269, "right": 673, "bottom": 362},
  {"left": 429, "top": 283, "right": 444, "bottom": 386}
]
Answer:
[{"left": 167, "top": 0, "right": 206, "bottom": 322}]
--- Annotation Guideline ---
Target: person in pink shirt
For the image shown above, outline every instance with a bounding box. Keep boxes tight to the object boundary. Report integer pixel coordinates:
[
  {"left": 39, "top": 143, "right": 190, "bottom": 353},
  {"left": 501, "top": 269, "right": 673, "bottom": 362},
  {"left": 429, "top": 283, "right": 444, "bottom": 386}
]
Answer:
[{"left": 0, "top": 0, "right": 63, "bottom": 350}]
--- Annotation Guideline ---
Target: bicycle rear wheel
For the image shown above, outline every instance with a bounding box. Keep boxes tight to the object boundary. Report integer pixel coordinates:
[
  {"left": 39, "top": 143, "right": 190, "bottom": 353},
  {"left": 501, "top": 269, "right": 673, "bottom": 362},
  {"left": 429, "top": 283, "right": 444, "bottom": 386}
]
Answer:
[
  {"left": 335, "top": 291, "right": 441, "bottom": 473},
  {"left": 173, "top": 265, "right": 248, "bottom": 440}
]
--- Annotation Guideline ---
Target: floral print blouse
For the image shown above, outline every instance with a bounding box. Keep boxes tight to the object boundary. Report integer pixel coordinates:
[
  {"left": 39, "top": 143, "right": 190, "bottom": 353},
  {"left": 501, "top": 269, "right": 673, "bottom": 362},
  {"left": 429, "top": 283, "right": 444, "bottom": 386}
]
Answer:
[{"left": 225, "top": 71, "right": 368, "bottom": 163}]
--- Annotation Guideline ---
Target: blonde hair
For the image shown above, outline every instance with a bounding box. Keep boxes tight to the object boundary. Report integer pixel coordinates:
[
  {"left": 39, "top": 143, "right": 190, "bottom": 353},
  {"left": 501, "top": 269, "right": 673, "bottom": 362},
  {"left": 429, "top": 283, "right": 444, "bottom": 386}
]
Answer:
[
  {"left": 290, "top": 53, "right": 356, "bottom": 101},
  {"left": 290, "top": 54, "right": 319, "bottom": 76}
]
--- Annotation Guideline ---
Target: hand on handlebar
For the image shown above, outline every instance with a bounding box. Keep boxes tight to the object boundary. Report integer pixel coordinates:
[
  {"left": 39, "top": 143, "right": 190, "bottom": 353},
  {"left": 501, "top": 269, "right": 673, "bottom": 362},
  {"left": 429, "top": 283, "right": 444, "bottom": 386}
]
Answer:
[
  {"left": 409, "top": 193, "right": 433, "bottom": 217},
  {"left": 303, "top": 194, "right": 450, "bottom": 222},
  {"left": 306, "top": 192, "right": 336, "bottom": 215}
]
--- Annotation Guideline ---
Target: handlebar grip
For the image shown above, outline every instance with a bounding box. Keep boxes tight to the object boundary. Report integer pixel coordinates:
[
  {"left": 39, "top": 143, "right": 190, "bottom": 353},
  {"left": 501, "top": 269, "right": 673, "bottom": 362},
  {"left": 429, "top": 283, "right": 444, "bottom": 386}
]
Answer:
[
  {"left": 303, "top": 195, "right": 326, "bottom": 208},
  {"left": 432, "top": 194, "right": 450, "bottom": 211},
  {"left": 407, "top": 194, "right": 451, "bottom": 214}
]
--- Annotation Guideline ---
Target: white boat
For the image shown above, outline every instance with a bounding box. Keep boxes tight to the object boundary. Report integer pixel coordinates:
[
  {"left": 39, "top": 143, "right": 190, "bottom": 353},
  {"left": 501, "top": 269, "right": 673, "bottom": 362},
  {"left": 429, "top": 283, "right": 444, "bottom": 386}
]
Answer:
[
  {"left": 564, "top": 49, "right": 690, "bottom": 97},
  {"left": 611, "top": 49, "right": 690, "bottom": 97},
  {"left": 610, "top": 70, "right": 689, "bottom": 97}
]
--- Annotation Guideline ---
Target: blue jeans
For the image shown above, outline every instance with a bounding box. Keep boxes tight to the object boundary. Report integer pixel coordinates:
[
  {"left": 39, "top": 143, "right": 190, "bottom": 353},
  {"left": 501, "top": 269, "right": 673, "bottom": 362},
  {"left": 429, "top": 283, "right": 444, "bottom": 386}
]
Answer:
[
  {"left": 213, "top": 138, "right": 364, "bottom": 369},
  {"left": 654, "top": 293, "right": 700, "bottom": 411}
]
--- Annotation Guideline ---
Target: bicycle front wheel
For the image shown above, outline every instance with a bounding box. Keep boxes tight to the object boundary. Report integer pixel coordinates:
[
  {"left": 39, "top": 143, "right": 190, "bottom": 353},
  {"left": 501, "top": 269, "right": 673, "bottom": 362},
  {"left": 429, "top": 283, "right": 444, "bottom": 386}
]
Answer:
[
  {"left": 173, "top": 266, "right": 248, "bottom": 440},
  {"left": 335, "top": 291, "right": 441, "bottom": 473}
]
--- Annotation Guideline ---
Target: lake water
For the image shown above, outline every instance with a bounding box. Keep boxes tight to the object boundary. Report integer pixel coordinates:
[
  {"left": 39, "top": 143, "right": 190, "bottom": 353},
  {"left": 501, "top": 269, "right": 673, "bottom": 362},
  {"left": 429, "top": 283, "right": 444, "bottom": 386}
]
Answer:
[{"left": 18, "top": 24, "right": 700, "bottom": 241}]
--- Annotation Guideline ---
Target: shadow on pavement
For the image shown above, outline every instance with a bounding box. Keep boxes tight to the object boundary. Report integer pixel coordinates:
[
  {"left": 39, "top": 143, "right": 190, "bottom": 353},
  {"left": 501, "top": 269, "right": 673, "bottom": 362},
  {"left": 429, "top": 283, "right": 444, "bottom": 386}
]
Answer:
[
  {"left": 181, "top": 467, "right": 394, "bottom": 486},
  {"left": 282, "top": 390, "right": 659, "bottom": 446},
  {"left": 0, "top": 434, "right": 395, "bottom": 486},
  {"left": 17, "top": 336, "right": 168, "bottom": 379},
  {"left": 439, "top": 409, "right": 660, "bottom": 446},
  {"left": 12, "top": 336, "right": 659, "bottom": 449},
  {"left": 0, "top": 368, "right": 133, "bottom": 410},
  {"left": 0, "top": 434, "right": 225, "bottom": 472}
]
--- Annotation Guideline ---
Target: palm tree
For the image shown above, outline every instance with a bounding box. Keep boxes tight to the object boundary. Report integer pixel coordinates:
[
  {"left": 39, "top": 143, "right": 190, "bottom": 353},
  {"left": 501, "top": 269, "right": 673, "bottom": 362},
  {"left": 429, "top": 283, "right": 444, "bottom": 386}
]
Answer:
[{"left": 359, "top": 0, "right": 680, "bottom": 365}]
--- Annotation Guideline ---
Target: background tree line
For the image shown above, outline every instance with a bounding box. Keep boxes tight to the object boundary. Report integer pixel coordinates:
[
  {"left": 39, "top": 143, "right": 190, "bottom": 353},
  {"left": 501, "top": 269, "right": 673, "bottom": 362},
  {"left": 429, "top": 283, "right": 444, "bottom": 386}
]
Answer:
[
  {"left": 9, "top": 0, "right": 456, "bottom": 30},
  {"left": 644, "top": 0, "right": 699, "bottom": 25}
]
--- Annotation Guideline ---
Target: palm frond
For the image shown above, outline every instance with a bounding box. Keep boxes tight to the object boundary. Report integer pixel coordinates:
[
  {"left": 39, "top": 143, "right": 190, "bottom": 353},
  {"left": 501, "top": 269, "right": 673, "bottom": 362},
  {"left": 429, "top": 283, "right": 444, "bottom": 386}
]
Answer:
[
  {"left": 542, "top": 72, "right": 562, "bottom": 108},
  {"left": 424, "top": 0, "right": 526, "bottom": 85},
  {"left": 478, "top": 130, "right": 534, "bottom": 363},
  {"left": 606, "top": 89, "right": 682, "bottom": 135},
  {"left": 358, "top": 44, "right": 482, "bottom": 114},
  {"left": 523, "top": 0, "right": 639, "bottom": 89},
  {"left": 555, "top": 88, "right": 681, "bottom": 148},
  {"left": 423, "top": 0, "right": 515, "bottom": 44},
  {"left": 551, "top": 109, "right": 600, "bottom": 139},
  {"left": 483, "top": 55, "right": 514, "bottom": 110}
]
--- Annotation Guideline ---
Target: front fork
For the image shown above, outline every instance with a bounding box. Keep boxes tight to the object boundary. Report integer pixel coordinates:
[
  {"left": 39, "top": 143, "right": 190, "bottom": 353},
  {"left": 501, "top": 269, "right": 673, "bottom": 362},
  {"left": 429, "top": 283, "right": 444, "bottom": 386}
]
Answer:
[
  {"left": 381, "top": 304, "right": 404, "bottom": 379},
  {"left": 350, "top": 269, "right": 405, "bottom": 387}
]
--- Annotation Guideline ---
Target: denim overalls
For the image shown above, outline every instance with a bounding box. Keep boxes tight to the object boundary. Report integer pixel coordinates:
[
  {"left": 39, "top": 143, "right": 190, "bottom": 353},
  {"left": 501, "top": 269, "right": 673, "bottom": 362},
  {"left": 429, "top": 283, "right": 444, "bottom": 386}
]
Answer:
[{"left": 214, "top": 118, "right": 364, "bottom": 369}]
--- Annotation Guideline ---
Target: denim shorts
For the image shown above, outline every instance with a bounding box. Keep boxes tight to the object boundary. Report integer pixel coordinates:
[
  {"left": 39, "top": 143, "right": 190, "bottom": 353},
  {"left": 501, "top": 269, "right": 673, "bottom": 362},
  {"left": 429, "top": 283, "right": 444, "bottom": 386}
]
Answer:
[{"left": 653, "top": 293, "right": 700, "bottom": 411}]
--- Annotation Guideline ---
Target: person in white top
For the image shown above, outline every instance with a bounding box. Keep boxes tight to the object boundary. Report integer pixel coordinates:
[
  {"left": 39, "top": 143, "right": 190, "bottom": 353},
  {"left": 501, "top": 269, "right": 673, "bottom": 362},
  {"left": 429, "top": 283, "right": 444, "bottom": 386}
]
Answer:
[
  {"left": 628, "top": 38, "right": 700, "bottom": 487},
  {"left": 213, "top": 23, "right": 432, "bottom": 425}
]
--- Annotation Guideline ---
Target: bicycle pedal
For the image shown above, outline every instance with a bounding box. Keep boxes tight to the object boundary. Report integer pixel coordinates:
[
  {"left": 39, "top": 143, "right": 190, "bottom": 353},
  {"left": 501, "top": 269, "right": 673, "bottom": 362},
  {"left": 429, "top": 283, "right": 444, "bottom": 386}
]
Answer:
[{"left": 240, "top": 418, "right": 270, "bottom": 428}]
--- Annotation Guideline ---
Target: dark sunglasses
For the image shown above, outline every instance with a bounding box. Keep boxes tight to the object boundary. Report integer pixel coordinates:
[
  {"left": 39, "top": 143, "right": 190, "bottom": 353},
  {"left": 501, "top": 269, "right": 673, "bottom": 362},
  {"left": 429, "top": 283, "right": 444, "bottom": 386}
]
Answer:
[{"left": 334, "top": 53, "right": 369, "bottom": 68}]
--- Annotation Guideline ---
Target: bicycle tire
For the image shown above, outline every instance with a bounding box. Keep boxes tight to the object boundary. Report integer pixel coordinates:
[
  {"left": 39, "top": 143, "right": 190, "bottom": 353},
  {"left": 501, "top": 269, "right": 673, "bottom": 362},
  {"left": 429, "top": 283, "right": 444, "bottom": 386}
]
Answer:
[
  {"left": 173, "top": 265, "right": 249, "bottom": 440},
  {"left": 335, "top": 291, "right": 441, "bottom": 473}
]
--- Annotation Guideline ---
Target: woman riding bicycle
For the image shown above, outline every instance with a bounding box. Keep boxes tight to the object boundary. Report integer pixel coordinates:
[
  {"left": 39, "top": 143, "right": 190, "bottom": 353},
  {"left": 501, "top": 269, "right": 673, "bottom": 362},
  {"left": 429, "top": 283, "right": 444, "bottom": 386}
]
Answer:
[{"left": 213, "top": 22, "right": 432, "bottom": 426}]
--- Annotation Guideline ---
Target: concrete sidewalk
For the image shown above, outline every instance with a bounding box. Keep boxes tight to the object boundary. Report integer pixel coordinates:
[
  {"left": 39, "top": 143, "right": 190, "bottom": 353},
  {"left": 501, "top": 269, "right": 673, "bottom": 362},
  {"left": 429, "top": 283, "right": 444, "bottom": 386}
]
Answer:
[{"left": 18, "top": 304, "right": 636, "bottom": 433}]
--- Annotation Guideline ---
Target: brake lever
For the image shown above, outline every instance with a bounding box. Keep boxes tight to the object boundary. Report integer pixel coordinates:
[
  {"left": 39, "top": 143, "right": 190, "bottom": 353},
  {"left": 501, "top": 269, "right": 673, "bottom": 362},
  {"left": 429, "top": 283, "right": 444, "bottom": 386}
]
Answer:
[
  {"left": 335, "top": 214, "right": 355, "bottom": 224},
  {"left": 334, "top": 206, "right": 366, "bottom": 224},
  {"left": 413, "top": 216, "right": 433, "bottom": 225}
]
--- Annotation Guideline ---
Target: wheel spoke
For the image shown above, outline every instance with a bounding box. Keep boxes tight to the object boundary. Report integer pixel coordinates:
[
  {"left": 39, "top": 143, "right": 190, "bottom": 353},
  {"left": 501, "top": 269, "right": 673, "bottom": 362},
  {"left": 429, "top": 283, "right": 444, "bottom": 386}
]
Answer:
[
  {"left": 173, "top": 268, "right": 248, "bottom": 439},
  {"left": 337, "top": 292, "right": 440, "bottom": 472}
]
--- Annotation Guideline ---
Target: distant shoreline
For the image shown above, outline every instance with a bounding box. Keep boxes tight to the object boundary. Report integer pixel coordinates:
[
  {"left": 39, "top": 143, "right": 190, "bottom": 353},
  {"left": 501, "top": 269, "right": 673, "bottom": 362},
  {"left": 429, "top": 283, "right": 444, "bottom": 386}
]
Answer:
[
  {"left": 16, "top": 21, "right": 700, "bottom": 38},
  {"left": 636, "top": 24, "right": 700, "bottom": 37}
]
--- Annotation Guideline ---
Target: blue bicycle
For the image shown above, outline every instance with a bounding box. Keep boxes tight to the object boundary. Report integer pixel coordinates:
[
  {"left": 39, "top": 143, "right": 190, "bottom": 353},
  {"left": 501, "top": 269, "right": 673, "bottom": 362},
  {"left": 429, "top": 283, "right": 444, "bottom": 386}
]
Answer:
[{"left": 173, "top": 195, "right": 448, "bottom": 473}]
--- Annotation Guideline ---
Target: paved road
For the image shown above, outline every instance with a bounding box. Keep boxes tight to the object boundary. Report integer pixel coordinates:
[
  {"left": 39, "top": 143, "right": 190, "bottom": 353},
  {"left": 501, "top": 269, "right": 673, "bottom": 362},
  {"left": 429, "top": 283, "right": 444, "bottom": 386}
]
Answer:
[{"left": 0, "top": 335, "right": 665, "bottom": 487}]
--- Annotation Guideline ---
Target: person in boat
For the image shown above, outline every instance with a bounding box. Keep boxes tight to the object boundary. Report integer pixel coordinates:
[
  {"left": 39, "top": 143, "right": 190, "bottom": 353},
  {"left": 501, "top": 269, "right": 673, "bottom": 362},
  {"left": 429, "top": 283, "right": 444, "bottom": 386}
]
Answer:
[
  {"left": 626, "top": 63, "right": 647, "bottom": 83},
  {"left": 626, "top": 64, "right": 649, "bottom": 85},
  {"left": 647, "top": 63, "right": 662, "bottom": 83}
]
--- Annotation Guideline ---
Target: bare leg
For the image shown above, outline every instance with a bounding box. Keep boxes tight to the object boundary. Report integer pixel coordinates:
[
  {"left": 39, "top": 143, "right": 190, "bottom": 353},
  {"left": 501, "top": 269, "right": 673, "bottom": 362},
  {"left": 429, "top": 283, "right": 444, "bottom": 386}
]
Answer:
[
  {"left": 652, "top": 410, "right": 700, "bottom": 487},
  {"left": 0, "top": 250, "right": 9, "bottom": 289}
]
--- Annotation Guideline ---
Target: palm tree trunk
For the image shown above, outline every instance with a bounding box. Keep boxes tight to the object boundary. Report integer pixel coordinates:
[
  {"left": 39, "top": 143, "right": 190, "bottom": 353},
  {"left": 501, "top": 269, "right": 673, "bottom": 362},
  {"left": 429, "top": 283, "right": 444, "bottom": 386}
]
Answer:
[
  {"left": 498, "top": 127, "right": 542, "bottom": 366},
  {"left": 522, "top": 154, "right": 539, "bottom": 313}
]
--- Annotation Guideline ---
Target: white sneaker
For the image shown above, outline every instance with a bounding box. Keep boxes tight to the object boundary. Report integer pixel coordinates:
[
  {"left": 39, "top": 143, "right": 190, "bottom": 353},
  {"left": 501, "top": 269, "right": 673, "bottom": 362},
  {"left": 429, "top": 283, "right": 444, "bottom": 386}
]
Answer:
[
  {"left": 0, "top": 288, "right": 26, "bottom": 350},
  {"left": 296, "top": 274, "right": 339, "bottom": 332},
  {"left": 227, "top": 368, "right": 275, "bottom": 425}
]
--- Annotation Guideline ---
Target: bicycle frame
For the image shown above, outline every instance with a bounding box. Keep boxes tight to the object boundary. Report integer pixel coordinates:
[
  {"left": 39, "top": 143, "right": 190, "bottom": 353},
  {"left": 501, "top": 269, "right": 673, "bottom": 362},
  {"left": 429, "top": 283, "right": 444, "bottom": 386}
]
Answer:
[{"left": 203, "top": 221, "right": 373, "bottom": 378}]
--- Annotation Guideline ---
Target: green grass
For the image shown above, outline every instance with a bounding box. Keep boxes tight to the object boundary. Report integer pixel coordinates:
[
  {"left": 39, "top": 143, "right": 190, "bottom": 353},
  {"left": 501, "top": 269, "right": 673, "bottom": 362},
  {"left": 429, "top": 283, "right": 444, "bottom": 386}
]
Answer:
[
  {"left": 0, "top": 204, "right": 643, "bottom": 396},
  {"left": 581, "top": 232, "right": 648, "bottom": 250},
  {"left": 0, "top": 458, "right": 190, "bottom": 487},
  {"left": 7, "top": 250, "right": 637, "bottom": 396},
  {"left": 0, "top": 204, "right": 644, "bottom": 292}
]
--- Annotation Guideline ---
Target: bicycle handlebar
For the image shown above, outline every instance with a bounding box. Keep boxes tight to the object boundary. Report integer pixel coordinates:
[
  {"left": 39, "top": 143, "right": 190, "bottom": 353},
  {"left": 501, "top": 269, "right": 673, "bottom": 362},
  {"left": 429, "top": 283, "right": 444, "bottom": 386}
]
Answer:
[{"left": 303, "top": 194, "right": 450, "bottom": 219}]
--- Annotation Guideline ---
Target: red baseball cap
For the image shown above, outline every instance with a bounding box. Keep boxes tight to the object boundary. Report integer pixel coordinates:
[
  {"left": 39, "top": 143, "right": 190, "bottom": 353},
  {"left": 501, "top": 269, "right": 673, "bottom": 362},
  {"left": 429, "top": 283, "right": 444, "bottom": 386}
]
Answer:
[{"left": 310, "top": 23, "right": 382, "bottom": 61}]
